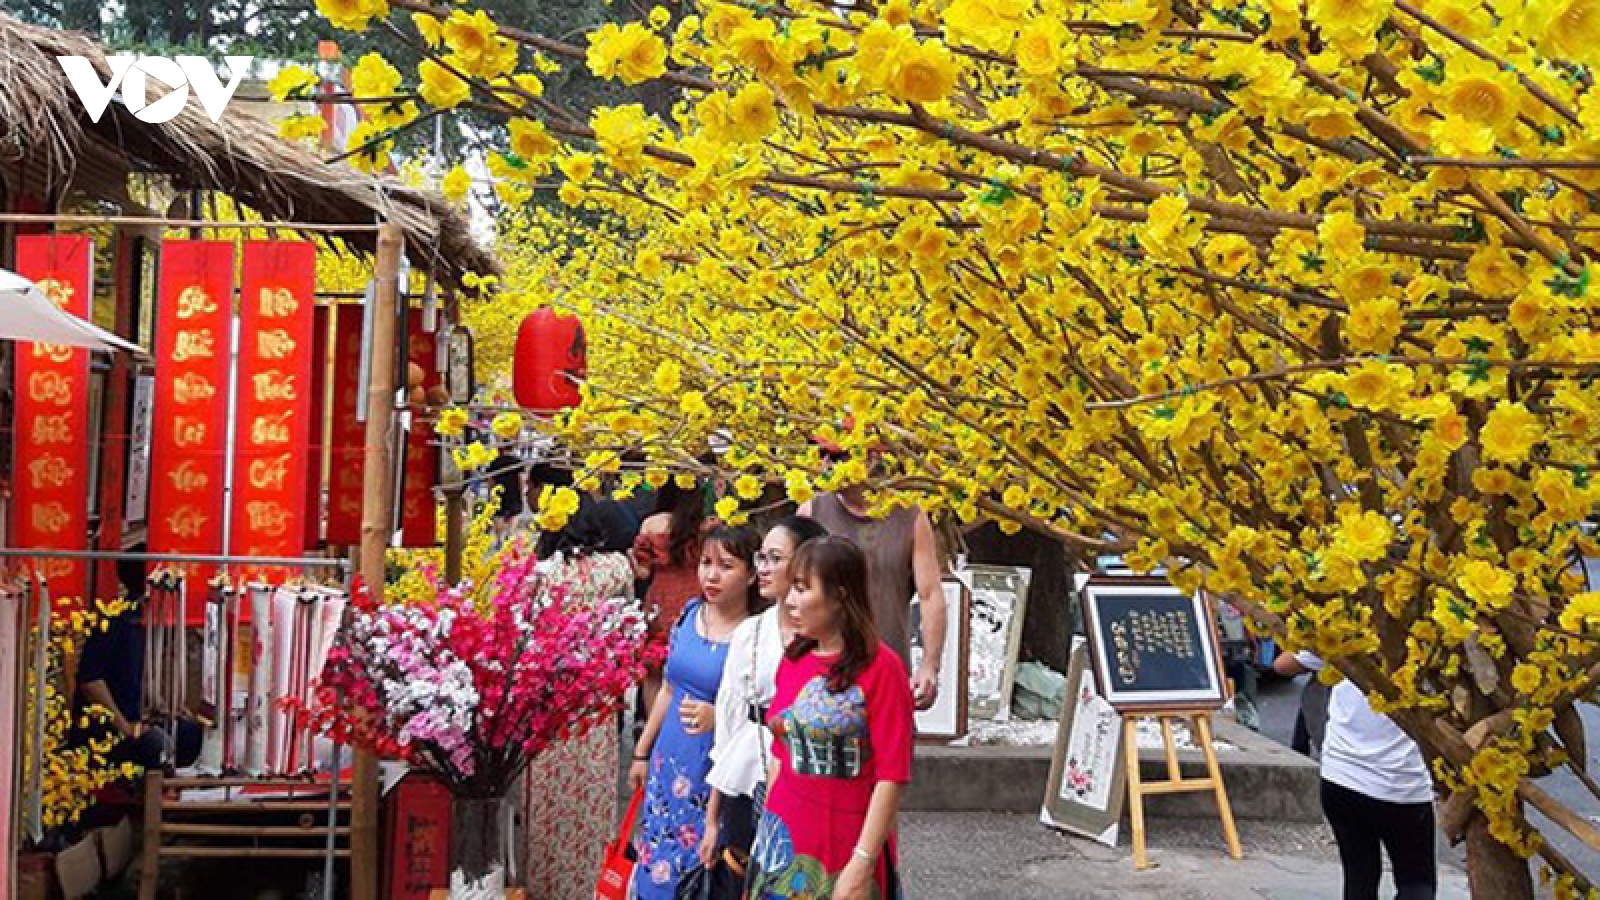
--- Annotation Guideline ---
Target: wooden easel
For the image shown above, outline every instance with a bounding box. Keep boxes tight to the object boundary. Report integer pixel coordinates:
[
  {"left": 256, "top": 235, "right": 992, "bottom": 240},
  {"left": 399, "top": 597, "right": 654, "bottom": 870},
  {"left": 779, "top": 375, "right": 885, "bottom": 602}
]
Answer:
[{"left": 1121, "top": 710, "right": 1242, "bottom": 870}]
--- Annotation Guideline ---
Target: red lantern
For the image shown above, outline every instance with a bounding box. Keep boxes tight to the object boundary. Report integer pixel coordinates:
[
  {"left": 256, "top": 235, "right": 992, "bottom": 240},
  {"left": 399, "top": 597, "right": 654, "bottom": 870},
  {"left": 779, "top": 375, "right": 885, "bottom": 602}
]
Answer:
[{"left": 513, "top": 309, "right": 587, "bottom": 411}]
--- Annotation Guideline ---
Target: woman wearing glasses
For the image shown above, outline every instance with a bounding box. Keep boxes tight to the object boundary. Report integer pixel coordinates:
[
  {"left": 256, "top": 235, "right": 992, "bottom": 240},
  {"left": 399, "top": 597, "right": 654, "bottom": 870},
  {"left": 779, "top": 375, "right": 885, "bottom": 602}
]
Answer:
[{"left": 699, "top": 516, "right": 829, "bottom": 884}]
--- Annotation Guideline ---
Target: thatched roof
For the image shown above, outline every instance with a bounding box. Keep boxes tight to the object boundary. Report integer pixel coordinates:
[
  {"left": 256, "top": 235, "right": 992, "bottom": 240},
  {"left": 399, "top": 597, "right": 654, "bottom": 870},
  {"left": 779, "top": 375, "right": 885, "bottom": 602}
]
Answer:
[{"left": 0, "top": 13, "right": 497, "bottom": 287}]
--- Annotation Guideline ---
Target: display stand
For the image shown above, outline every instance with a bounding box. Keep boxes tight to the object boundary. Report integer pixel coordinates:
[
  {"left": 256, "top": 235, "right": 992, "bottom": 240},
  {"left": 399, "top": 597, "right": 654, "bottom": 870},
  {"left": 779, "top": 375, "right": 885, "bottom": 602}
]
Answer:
[
  {"left": 1120, "top": 711, "right": 1240, "bottom": 870},
  {"left": 138, "top": 773, "right": 351, "bottom": 900},
  {"left": 0, "top": 213, "right": 410, "bottom": 900}
]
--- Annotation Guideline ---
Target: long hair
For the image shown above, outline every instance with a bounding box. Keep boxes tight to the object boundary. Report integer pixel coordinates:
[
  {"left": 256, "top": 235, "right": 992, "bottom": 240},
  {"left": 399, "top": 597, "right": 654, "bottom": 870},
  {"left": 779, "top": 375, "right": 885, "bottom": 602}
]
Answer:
[
  {"left": 769, "top": 514, "right": 828, "bottom": 549},
  {"left": 703, "top": 524, "right": 764, "bottom": 615},
  {"left": 652, "top": 479, "right": 708, "bottom": 566},
  {"left": 785, "top": 536, "right": 878, "bottom": 692}
]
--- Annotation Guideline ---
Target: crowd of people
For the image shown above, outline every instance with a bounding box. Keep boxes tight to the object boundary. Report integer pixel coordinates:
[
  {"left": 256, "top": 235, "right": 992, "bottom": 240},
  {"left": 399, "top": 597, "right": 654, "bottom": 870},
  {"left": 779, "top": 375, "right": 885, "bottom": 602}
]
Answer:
[{"left": 499, "top": 456, "right": 940, "bottom": 900}]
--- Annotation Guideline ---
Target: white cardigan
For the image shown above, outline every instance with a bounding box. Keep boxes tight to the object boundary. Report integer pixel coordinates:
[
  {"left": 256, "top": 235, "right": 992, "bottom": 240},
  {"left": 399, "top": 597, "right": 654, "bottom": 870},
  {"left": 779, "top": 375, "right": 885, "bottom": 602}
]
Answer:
[{"left": 707, "top": 606, "right": 787, "bottom": 797}]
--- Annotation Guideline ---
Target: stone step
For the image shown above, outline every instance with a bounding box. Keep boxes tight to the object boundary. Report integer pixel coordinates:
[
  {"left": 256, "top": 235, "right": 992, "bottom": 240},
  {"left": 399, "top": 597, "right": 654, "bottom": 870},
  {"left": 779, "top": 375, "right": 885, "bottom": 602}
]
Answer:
[{"left": 904, "top": 718, "right": 1322, "bottom": 824}]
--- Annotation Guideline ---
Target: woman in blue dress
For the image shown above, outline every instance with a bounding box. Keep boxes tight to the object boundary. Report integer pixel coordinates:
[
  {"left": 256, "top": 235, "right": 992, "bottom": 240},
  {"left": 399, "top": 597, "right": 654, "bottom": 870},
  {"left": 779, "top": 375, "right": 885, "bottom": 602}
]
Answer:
[{"left": 629, "top": 524, "right": 762, "bottom": 898}]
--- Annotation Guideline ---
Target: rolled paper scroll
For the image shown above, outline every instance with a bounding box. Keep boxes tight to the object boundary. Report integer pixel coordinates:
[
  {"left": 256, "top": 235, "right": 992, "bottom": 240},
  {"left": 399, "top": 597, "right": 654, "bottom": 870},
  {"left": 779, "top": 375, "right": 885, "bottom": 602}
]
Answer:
[{"left": 244, "top": 584, "right": 273, "bottom": 775}]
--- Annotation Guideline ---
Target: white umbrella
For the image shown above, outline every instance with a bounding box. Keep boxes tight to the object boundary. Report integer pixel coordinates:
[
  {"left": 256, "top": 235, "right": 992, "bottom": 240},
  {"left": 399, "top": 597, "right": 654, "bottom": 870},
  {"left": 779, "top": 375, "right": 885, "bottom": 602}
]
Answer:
[{"left": 0, "top": 268, "right": 142, "bottom": 354}]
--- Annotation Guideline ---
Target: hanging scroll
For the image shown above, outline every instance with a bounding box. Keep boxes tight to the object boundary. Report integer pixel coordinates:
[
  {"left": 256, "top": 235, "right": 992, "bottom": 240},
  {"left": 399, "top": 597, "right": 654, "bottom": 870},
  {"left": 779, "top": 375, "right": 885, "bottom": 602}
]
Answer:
[
  {"left": 326, "top": 304, "right": 365, "bottom": 546},
  {"left": 148, "top": 240, "right": 233, "bottom": 609},
  {"left": 305, "top": 304, "right": 330, "bottom": 550},
  {"left": 229, "top": 242, "right": 315, "bottom": 579},
  {"left": 12, "top": 235, "right": 93, "bottom": 605},
  {"left": 400, "top": 310, "right": 438, "bottom": 546}
]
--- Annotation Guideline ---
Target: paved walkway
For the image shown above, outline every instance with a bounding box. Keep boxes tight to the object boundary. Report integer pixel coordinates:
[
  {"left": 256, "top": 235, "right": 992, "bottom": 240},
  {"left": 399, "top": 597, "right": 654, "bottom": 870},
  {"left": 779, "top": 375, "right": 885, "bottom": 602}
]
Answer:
[{"left": 900, "top": 813, "right": 1471, "bottom": 899}]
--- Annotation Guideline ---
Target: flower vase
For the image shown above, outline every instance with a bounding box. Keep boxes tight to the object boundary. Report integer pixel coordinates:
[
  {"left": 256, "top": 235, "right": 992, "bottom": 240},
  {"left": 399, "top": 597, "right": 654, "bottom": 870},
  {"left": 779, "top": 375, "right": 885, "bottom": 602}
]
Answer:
[{"left": 450, "top": 792, "right": 511, "bottom": 899}]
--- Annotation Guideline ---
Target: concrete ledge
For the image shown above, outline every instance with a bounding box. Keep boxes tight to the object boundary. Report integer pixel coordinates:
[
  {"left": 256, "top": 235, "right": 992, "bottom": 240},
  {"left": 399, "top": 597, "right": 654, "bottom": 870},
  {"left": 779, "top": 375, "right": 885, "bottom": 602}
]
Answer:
[{"left": 904, "top": 719, "right": 1321, "bottom": 823}]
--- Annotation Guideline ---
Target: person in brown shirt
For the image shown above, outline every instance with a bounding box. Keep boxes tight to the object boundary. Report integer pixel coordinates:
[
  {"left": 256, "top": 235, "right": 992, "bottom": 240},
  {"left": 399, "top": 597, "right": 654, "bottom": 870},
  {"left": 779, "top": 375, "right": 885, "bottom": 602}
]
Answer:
[{"left": 800, "top": 484, "right": 947, "bottom": 711}]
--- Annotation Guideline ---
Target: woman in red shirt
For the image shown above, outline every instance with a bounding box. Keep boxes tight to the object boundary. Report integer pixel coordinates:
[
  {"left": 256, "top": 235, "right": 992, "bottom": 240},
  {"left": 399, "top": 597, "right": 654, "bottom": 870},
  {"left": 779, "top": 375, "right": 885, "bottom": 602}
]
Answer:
[{"left": 748, "top": 535, "right": 913, "bottom": 900}]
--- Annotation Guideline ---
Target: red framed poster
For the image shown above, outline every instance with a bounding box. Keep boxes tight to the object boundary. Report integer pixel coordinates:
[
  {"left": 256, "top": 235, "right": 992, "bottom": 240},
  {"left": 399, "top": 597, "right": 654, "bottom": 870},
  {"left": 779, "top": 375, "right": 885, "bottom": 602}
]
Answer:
[
  {"left": 12, "top": 235, "right": 93, "bottom": 605},
  {"left": 228, "top": 242, "right": 315, "bottom": 580}
]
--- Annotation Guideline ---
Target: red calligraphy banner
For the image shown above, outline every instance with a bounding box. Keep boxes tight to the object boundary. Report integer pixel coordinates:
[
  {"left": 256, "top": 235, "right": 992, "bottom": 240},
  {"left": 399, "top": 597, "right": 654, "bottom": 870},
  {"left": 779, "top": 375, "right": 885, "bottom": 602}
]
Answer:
[
  {"left": 324, "top": 306, "right": 437, "bottom": 547},
  {"left": 305, "top": 304, "right": 330, "bottom": 551},
  {"left": 400, "top": 312, "right": 438, "bottom": 547},
  {"left": 229, "top": 242, "right": 315, "bottom": 580},
  {"left": 12, "top": 235, "right": 93, "bottom": 605},
  {"left": 148, "top": 241, "right": 233, "bottom": 605},
  {"left": 325, "top": 304, "right": 366, "bottom": 546}
]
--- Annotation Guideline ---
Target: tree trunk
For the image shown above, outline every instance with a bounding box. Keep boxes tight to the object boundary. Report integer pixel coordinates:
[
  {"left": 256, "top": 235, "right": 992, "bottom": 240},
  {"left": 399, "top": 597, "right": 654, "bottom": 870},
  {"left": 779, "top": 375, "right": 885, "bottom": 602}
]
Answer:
[{"left": 1465, "top": 813, "right": 1533, "bottom": 900}]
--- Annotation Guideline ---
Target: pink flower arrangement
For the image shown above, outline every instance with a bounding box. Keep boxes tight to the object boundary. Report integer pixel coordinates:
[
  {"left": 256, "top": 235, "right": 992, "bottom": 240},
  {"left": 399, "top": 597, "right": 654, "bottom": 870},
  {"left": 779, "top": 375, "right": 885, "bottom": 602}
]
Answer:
[{"left": 304, "top": 543, "right": 659, "bottom": 796}]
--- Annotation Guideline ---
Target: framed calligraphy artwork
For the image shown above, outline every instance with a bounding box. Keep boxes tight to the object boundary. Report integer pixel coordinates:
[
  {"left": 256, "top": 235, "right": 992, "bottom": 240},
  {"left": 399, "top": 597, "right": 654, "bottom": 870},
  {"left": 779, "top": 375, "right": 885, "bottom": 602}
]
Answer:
[
  {"left": 1041, "top": 636, "right": 1125, "bottom": 846},
  {"left": 962, "top": 564, "right": 1031, "bottom": 721},
  {"left": 1082, "top": 578, "right": 1227, "bottom": 711},
  {"left": 912, "top": 577, "right": 969, "bottom": 742}
]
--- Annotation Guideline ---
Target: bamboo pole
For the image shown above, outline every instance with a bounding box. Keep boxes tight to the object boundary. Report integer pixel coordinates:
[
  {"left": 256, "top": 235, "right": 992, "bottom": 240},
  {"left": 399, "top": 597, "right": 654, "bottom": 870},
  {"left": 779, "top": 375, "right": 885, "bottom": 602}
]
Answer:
[{"left": 351, "top": 221, "right": 404, "bottom": 900}]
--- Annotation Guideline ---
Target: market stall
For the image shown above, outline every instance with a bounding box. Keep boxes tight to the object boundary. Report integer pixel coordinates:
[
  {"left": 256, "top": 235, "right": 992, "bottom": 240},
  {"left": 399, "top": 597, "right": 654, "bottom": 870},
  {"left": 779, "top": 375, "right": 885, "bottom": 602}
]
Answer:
[{"left": 0, "top": 12, "right": 497, "bottom": 900}]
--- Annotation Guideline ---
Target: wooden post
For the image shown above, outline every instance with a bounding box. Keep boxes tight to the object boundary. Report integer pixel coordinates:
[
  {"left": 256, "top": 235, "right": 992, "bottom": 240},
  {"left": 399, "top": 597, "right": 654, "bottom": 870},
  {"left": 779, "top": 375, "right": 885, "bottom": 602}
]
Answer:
[
  {"left": 443, "top": 486, "right": 465, "bottom": 587},
  {"left": 350, "top": 221, "right": 403, "bottom": 900},
  {"left": 140, "top": 771, "right": 163, "bottom": 900}
]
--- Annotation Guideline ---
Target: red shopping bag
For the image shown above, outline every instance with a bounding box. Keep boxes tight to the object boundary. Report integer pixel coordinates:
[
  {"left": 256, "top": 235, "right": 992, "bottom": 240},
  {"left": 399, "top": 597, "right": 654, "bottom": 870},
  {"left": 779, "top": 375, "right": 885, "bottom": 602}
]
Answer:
[{"left": 595, "top": 787, "right": 644, "bottom": 900}]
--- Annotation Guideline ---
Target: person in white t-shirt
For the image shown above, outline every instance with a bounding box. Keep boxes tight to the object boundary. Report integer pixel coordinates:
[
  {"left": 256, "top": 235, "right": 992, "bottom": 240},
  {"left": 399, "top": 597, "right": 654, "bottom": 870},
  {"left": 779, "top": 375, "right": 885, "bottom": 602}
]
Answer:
[
  {"left": 699, "top": 516, "right": 829, "bottom": 874},
  {"left": 1274, "top": 651, "right": 1437, "bottom": 900}
]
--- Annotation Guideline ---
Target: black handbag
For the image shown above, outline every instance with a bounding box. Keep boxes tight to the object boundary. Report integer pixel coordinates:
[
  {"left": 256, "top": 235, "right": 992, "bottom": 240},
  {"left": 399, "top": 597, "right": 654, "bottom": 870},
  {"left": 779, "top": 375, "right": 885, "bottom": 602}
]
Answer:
[{"left": 675, "top": 855, "right": 745, "bottom": 900}]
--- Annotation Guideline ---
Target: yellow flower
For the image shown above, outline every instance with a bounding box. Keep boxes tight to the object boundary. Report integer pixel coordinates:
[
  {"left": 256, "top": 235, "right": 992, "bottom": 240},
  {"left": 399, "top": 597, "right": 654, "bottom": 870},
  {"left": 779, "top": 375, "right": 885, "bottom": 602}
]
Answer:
[
  {"left": 885, "top": 39, "right": 959, "bottom": 104},
  {"left": 1511, "top": 664, "right": 1542, "bottom": 695},
  {"left": 491, "top": 411, "right": 524, "bottom": 439},
  {"left": 648, "top": 5, "right": 671, "bottom": 29},
  {"left": 268, "top": 65, "right": 318, "bottom": 102},
  {"left": 453, "top": 441, "right": 496, "bottom": 472},
  {"left": 785, "top": 470, "right": 815, "bottom": 504},
  {"left": 351, "top": 53, "right": 401, "bottom": 100},
  {"left": 509, "top": 119, "right": 557, "bottom": 161},
  {"left": 443, "top": 9, "right": 498, "bottom": 67},
  {"left": 437, "top": 407, "right": 470, "bottom": 437},
  {"left": 1528, "top": 0, "right": 1600, "bottom": 67},
  {"left": 735, "top": 474, "right": 762, "bottom": 500},
  {"left": 592, "top": 104, "right": 652, "bottom": 174},
  {"left": 1014, "top": 18, "right": 1072, "bottom": 77},
  {"left": 726, "top": 82, "right": 779, "bottom": 143},
  {"left": 441, "top": 166, "right": 471, "bottom": 202},
  {"left": 317, "top": 0, "right": 387, "bottom": 32},
  {"left": 419, "top": 59, "right": 471, "bottom": 109},
  {"left": 654, "top": 360, "right": 683, "bottom": 394},
  {"left": 560, "top": 153, "right": 596, "bottom": 185},
  {"left": 1457, "top": 560, "right": 1516, "bottom": 610},
  {"left": 278, "top": 113, "right": 326, "bottom": 142},
  {"left": 587, "top": 22, "right": 668, "bottom": 85},
  {"left": 1344, "top": 297, "right": 1401, "bottom": 353},
  {"left": 715, "top": 495, "right": 741, "bottom": 520},
  {"left": 413, "top": 12, "right": 442, "bottom": 46},
  {"left": 1336, "top": 509, "right": 1393, "bottom": 563},
  {"left": 344, "top": 121, "right": 393, "bottom": 173},
  {"left": 681, "top": 391, "right": 711, "bottom": 417},
  {"left": 1317, "top": 210, "right": 1365, "bottom": 256},
  {"left": 1480, "top": 402, "right": 1542, "bottom": 465}
]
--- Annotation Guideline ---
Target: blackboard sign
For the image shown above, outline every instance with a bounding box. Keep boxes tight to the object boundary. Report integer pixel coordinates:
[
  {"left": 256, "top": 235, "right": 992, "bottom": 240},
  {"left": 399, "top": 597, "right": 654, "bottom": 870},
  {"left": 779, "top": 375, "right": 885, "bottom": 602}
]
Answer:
[{"left": 1082, "top": 580, "right": 1226, "bottom": 711}]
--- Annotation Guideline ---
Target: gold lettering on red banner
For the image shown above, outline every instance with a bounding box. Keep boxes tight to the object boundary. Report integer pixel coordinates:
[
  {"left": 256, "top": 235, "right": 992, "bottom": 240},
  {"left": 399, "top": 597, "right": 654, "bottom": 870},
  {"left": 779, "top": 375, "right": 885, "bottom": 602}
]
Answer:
[
  {"left": 251, "top": 372, "right": 297, "bottom": 402},
  {"left": 149, "top": 241, "right": 235, "bottom": 611},
  {"left": 12, "top": 235, "right": 93, "bottom": 606},
  {"left": 230, "top": 242, "right": 316, "bottom": 579}
]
